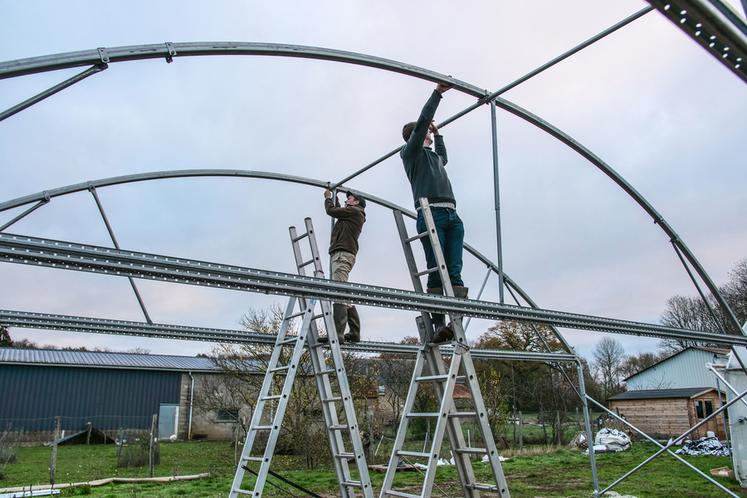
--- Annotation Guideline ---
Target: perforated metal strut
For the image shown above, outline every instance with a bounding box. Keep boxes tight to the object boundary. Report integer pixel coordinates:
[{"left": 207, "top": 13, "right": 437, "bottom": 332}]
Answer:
[{"left": 0, "top": 232, "right": 744, "bottom": 345}]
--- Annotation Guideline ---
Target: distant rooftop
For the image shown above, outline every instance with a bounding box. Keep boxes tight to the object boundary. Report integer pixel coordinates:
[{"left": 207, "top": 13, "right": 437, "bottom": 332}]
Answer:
[
  {"left": 608, "top": 387, "right": 716, "bottom": 401},
  {"left": 0, "top": 347, "right": 223, "bottom": 372}
]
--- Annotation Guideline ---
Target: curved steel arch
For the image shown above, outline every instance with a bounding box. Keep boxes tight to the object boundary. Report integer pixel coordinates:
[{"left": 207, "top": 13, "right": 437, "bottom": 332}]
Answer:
[
  {"left": 0, "top": 168, "right": 548, "bottom": 327},
  {"left": 0, "top": 42, "right": 488, "bottom": 98},
  {"left": 491, "top": 97, "right": 743, "bottom": 334}
]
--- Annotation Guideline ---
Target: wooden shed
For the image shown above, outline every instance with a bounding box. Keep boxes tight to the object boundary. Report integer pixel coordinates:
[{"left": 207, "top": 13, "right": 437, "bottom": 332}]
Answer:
[{"left": 608, "top": 387, "right": 726, "bottom": 440}]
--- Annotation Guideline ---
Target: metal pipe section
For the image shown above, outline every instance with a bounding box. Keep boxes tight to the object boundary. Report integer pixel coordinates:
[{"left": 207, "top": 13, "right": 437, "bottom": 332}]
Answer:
[
  {"left": 670, "top": 240, "right": 722, "bottom": 327},
  {"left": 463, "top": 266, "right": 491, "bottom": 332},
  {"left": 586, "top": 395, "right": 740, "bottom": 498},
  {"left": 1, "top": 233, "right": 743, "bottom": 344},
  {"left": 599, "top": 386, "right": 747, "bottom": 494},
  {"left": 577, "top": 361, "right": 599, "bottom": 497},
  {"left": 492, "top": 97, "right": 744, "bottom": 336},
  {"left": 0, "top": 198, "right": 49, "bottom": 232},
  {"left": 489, "top": 102, "right": 505, "bottom": 304},
  {"left": 0, "top": 43, "right": 486, "bottom": 97},
  {"left": 0, "top": 64, "right": 107, "bottom": 122},
  {"left": 0, "top": 309, "right": 576, "bottom": 362},
  {"left": 707, "top": 363, "right": 747, "bottom": 408},
  {"left": 331, "top": 6, "right": 653, "bottom": 188},
  {"left": 88, "top": 186, "right": 153, "bottom": 324}
]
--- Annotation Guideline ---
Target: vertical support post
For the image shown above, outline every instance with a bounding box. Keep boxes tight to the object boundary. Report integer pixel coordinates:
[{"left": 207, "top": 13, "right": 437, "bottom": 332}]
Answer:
[
  {"left": 576, "top": 360, "right": 599, "bottom": 497},
  {"left": 715, "top": 377, "right": 730, "bottom": 445},
  {"left": 86, "top": 421, "right": 92, "bottom": 445},
  {"left": 50, "top": 416, "right": 60, "bottom": 485},
  {"left": 489, "top": 102, "right": 505, "bottom": 303},
  {"left": 148, "top": 414, "right": 157, "bottom": 477}
]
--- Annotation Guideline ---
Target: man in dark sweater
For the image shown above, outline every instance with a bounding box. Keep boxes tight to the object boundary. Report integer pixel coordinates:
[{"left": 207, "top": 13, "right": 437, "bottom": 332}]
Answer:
[
  {"left": 401, "top": 83, "right": 467, "bottom": 344},
  {"left": 320, "top": 189, "right": 366, "bottom": 343}
]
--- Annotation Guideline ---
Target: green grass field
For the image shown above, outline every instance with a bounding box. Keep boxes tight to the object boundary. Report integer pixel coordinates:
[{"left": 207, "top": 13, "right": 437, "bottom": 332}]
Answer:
[{"left": 1, "top": 441, "right": 745, "bottom": 497}]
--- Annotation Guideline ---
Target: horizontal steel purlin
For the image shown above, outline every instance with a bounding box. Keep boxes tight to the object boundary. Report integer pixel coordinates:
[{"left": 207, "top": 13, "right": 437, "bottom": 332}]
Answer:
[
  {"left": 0, "top": 309, "right": 575, "bottom": 363},
  {"left": 1, "top": 233, "right": 744, "bottom": 346}
]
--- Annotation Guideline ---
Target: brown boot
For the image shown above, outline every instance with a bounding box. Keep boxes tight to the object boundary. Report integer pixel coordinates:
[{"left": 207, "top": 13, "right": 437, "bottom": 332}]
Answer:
[
  {"left": 319, "top": 303, "right": 347, "bottom": 344},
  {"left": 432, "top": 287, "right": 469, "bottom": 344},
  {"left": 344, "top": 305, "right": 361, "bottom": 342}
]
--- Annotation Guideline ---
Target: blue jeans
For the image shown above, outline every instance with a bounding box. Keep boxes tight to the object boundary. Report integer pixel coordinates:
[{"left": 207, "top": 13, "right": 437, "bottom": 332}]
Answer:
[{"left": 416, "top": 208, "right": 464, "bottom": 289}]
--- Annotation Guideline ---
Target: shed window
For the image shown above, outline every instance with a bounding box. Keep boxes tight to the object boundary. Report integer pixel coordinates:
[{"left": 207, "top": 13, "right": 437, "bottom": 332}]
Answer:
[
  {"left": 695, "top": 400, "right": 715, "bottom": 419},
  {"left": 216, "top": 408, "right": 239, "bottom": 423}
]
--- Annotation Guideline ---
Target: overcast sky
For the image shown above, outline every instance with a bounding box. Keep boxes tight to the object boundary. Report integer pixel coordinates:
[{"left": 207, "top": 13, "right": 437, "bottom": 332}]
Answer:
[{"left": 0, "top": 1, "right": 745, "bottom": 361}]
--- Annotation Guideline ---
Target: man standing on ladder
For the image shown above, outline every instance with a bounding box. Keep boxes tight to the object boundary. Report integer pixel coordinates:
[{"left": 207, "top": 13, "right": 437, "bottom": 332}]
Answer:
[
  {"left": 401, "top": 82, "right": 467, "bottom": 344},
  {"left": 320, "top": 189, "right": 366, "bottom": 343}
]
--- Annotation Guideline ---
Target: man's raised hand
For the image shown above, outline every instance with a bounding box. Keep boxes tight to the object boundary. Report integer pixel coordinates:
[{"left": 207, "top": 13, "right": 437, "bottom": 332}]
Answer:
[{"left": 436, "top": 82, "right": 451, "bottom": 94}]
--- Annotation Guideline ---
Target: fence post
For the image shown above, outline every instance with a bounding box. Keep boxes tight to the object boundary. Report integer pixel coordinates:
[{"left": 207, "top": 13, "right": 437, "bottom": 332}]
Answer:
[
  {"left": 148, "top": 414, "right": 157, "bottom": 477},
  {"left": 556, "top": 411, "right": 562, "bottom": 446},
  {"left": 86, "top": 421, "right": 92, "bottom": 445},
  {"left": 518, "top": 411, "right": 523, "bottom": 449},
  {"left": 50, "top": 416, "right": 60, "bottom": 485}
]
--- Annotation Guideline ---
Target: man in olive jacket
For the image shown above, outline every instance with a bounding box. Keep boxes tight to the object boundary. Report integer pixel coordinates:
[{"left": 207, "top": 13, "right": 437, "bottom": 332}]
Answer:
[
  {"left": 401, "top": 82, "right": 468, "bottom": 344},
  {"left": 320, "top": 189, "right": 366, "bottom": 343}
]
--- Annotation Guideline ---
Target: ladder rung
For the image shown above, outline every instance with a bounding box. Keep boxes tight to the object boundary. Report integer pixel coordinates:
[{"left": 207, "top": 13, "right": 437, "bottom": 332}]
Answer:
[
  {"left": 405, "top": 231, "right": 429, "bottom": 244},
  {"left": 397, "top": 450, "right": 431, "bottom": 459},
  {"left": 311, "top": 313, "right": 324, "bottom": 320},
  {"left": 298, "top": 258, "right": 315, "bottom": 268},
  {"left": 233, "top": 489, "right": 253, "bottom": 495},
  {"left": 334, "top": 452, "right": 356, "bottom": 460},
  {"left": 406, "top": 412, "right": 439, "bottom": 418},
  {"left": 315, "top": 369, "right": 335, "bottom": 376},
  {"left": 291, "top": 232, "right": 309, "bottom": 242},
  {"left": 261, "top": 395, "right": 282, "bottom": 401},
  {"left": 384, "top": 489, "right": 421, "bottom": 498},
  {"left": 251, "top": 425, "right": 273, "bottom": 431},
  {"left": 286, "top": 311, "right": 306, "bottom": 320},
  {"left": 472, "top": 483, "right": 499, "bottom": 491},
  {"left": 242, "top": 456, "right": 264, "bottom": 463},
  {"left": 278, "top": 336, "right": 298, "bottom": 345},
  {"left": 455, "top": 447, "right": 487, "bottom": 454},
  {"left": 342, "top": 480, "right": 363, "bottom": 488},
  {"left": 415, "top": 374, "right": 449, "bottom": 382},
  {"left": 450, "top": 411, "right": 477, "bottom": 418},
  {"left": 329, "top": 424, "right": 349, "bottom": 431},
  {"left": 270, "top": 365, "right": 290, "bottom": 373},
  {"left": 321, "top": 396, "right": 342, "bottom": 403},
  {"left": 415, "top": 266, "right": 439, "bottom": 277}
]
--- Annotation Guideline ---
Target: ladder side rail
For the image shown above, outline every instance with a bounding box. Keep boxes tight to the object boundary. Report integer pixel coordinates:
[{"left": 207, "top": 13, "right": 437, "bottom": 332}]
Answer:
[
  {"left": 419, "top": 198, "right": 510, "bottom": 497},
  {"left": 379, "top": 349, "right": 429, "bottom": 497},
  {"left": 390, "top": 210, "right": 476, "bottom": 496},
  {"left": 318, "top": 299, "right": 374, "bottom": 495},
  {"left": 230, "top": 296, "right": 298, "bottom": 497},
  {"left": 303, "top": 217, "right": 373, "bottom": 497},
  {"left": 421, "top": 354, "right": 465, "bottom": 498},
  {"left": 253, "top": 303, "right": 319, "bottom": 496},
  {"left": 290, "top": 223, "right": 352, "bottom": 494},
  {"left": 459, "top": 346, "right": 510, "bottom": 496}
]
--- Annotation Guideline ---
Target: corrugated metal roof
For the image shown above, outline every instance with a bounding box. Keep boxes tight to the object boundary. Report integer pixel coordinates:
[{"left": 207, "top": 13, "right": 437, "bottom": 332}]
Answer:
[
  {"left": 608, "top": 387, "right": 715, "bottom": 401},
  {"left": 0, "top": 347, "right": 224, "bottom": 372}
]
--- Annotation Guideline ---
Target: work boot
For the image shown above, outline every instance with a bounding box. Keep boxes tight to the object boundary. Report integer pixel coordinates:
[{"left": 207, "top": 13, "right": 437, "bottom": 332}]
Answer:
[
  {"left": 319, "top": 303, "right": 347, "bottom": 344},
  {"left": 431, "top": 286, "right": 469, "bottom": 344},
  {"left": 344, "top": 305, "right": 361, "bottom": 342}
]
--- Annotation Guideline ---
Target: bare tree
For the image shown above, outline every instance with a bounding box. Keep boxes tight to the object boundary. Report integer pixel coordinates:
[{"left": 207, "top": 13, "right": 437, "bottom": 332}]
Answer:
[
  {"left": 592, "top": 337, "right": 625, "bottom": 401},
  {"left": 619, "top": 351, "right": 662, "bottom": 379},
  {"left": 0, "top": 326, "right": 11, "bottom": 347}
]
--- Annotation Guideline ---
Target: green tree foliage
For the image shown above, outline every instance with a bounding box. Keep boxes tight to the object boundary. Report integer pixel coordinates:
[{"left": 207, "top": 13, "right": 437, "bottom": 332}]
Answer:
[{"left": 0, "top": 326, "right": 11, "bottom": 347}]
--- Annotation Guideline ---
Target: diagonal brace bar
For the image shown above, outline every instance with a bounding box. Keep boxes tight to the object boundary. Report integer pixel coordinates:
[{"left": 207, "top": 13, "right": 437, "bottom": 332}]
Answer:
[
  {"left": 0, "top": 64, "right": 107, "bottom": 122},
  {"left": 88, "top": 186, "right": 153, "bottom": 324},
  {"left": 587, "top": 395, "right": 740, "bottom": 498},
  {"left": 600, "top": 385, "right": 747, "bottom": 495},
  {"left": 0, "top": 196, "right": 49, "bottom": 232}
]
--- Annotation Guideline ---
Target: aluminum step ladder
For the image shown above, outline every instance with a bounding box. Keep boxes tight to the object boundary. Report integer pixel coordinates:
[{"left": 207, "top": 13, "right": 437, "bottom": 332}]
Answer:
[
  {"left": 229, "top": 217, "right": 373, "bottom": 498},
  {"left": 381, "top": 198, "right": 510, "bottom": 498}
]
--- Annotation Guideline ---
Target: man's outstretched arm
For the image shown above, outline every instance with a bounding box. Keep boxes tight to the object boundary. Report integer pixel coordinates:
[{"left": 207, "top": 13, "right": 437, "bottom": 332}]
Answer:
[{"left": 402, "top": 83, "right": 451, "bottom": 159}]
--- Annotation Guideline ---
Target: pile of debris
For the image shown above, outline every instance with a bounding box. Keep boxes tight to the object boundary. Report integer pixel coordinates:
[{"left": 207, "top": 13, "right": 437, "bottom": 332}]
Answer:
[
  {"left": 675, "top": 436, "right": 730, "bottom": 456},
  {"left": 574, "top": 428, "right": 632, "bottom": 454}
]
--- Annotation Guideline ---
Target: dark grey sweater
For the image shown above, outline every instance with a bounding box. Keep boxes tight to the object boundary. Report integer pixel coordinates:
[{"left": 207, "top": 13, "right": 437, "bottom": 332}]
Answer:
[{"left": 400, "top": 90, "right": 455, "bottom": 209}]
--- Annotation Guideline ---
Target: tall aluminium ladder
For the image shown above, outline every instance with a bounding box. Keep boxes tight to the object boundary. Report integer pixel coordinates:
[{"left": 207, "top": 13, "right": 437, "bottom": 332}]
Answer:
[
  {"left": 230, "top": 217, "right": 373, "bottom": 498},
  {"left": 381, "top": 198, "right": 510, "bottom": 498}
]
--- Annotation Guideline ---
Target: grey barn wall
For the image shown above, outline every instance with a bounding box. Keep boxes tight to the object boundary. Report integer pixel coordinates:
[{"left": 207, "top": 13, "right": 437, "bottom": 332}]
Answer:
[{"left": 0, "top": 365, "right": 181, "bottom": 431}]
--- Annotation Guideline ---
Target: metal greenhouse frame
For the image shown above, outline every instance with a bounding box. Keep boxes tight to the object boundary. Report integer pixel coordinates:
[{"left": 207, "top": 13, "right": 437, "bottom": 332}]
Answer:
[{"left": 1, "top": 1, "right": 745, "bottom": 496}]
